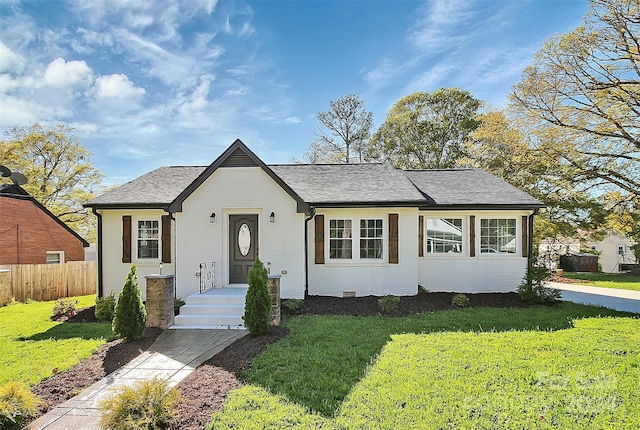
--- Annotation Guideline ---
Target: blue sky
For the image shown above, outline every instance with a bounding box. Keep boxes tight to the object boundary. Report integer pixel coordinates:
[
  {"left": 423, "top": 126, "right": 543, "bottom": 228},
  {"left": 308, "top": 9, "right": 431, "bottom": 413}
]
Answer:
[{"left": 0, "top": 0, "right": 588, "bottom": 185}]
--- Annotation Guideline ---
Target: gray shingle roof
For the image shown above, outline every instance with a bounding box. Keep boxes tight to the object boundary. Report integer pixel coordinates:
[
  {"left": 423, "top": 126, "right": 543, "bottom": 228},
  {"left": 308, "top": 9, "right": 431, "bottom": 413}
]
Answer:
[
  {"left": 404, "top": 169, "right": 544, "bottom": 207},
  {"left": 86, "top": 164, "right": 543, "bottom": 209},
  {"left": 270, "top": 164, "right": 425, "bottom": 204},
  {"left": 87, "top": 166, "right": 206, "bottom": 207}
]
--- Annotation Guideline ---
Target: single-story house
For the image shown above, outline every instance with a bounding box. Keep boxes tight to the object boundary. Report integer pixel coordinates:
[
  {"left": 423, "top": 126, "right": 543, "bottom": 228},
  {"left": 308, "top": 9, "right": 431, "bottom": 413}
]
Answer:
[
  {"left": 85, "top": 140, "right": 543, "bottom": 327},
  {"left": 587, "top": 230, "right": 638, "bottom": 273},
  {"left": 0, "top": 184, "right": 89, "bottom": 264}
]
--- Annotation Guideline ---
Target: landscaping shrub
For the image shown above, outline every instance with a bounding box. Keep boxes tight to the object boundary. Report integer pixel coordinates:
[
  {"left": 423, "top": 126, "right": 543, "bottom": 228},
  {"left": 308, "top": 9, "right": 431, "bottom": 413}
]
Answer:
[
  {"left": 282, "top": 298, "right": 303, "bottom": 313},
  {"left": 52, "top": 297, "right": 78, "bottom": 318},
  {"left": 99, "top": 377, "right": 180, "bottom": 430},
  {"left": 112, "top": 265, "right": 147, "bottom": 342},
  {"left": 0, "top": 381, "right": 41, "bottom": 429},
  {"left": 243, "top": 258, "right": 271, "bottom": 335},
  {"left": 378, "top": 295, "right": 400, "bottom": 314},
  {"left": 518, "top": 260, "right": 561, "bottom": 304},
  {"left": 173, "top": 297, "right": 185, "bottom": 316},
  {"left": 452, "top": 294, "right": 471, "bottom": 307},
  {"left": 95, "top": 292, "right": 116, "bottom": 321}
]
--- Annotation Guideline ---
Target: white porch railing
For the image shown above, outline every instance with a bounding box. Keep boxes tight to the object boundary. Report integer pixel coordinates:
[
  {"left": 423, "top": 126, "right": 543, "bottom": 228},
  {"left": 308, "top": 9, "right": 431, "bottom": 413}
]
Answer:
[{"left": 199, "top": 261, "right": 215, "bottom": 293}]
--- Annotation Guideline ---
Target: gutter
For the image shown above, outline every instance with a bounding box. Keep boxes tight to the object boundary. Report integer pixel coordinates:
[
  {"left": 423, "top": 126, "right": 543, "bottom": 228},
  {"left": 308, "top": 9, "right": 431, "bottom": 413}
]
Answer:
[
  {"left": 91, "top": 207, "right": 104, "bottom": 298},
  {"left": 303, "top": 207, "right": 316, "bottom": 299}
]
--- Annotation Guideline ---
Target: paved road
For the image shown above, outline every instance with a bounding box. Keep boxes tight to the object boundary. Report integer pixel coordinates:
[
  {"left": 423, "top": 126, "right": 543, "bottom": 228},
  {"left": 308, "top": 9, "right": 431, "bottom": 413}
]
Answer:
[{"left": 548, "top": 281, "right": 640, "bottom": 314}]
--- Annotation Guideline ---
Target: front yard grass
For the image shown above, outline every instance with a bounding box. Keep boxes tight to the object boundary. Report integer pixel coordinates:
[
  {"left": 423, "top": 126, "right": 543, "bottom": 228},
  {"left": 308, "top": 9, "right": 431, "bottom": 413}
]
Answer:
[
  {"left": 209, "top": 303, "right": 639, "bottom": 429},
  {"left": 0, "top": 295, "right": 114, "bottom": 387},
  {"left": 563, "top": 272, "right": 640, "bottom": 291}
]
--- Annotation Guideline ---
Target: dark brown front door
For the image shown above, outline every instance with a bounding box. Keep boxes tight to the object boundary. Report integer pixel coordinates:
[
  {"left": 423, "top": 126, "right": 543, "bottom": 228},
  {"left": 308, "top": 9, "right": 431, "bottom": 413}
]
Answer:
[{"left": 229, "top": 214, "right": 258, "bottom": 284}]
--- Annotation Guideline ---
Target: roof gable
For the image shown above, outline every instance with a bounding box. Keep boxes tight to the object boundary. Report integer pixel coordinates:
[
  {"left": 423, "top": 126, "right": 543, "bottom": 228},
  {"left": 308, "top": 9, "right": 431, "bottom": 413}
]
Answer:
[
  {"left": 1, "top": 186, "right": 89, "bottom": 247},
  {"left": 167, "top": 139, "right": 309, "bottom": 213}
]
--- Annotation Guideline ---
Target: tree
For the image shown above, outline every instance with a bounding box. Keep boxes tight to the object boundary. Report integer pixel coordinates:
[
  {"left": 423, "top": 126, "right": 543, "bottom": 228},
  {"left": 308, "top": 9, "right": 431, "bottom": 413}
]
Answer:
[
  {"left": 511, "top": 0, "right": 639, "bottom": 200},
  {"left": 242, "top": 258, "right": 271, "bottom": 335},
  {"left": 0, "top": 123, "right": 104, "bottom": 241},
  {"left": 368, "top": 88, "right": 482, "bottom": 169},
  {"left": 112, "top": 265, "right": 147, "bottom": 342},
  {"left": 305, "top": 93, "right": 373, "bottom": 163},
  {"left": 463, "top": 109, "right": 608, "bottom": 244}
]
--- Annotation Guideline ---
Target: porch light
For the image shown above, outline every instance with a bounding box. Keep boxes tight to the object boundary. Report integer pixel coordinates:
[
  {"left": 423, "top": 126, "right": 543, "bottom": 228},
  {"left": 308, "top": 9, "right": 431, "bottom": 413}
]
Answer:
[
  {"left": 210, "top": 212, "right": 216, "bottom": 223},
  {"left": 270, "top": 211, "right": 275, "bottom": 223}
]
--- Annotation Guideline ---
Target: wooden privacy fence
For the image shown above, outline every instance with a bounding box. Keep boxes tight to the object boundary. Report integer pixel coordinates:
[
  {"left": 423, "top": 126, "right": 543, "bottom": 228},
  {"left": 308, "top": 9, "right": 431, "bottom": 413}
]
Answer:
[{"left": 0, "top": 261, "right": 97, "bottom": 304}]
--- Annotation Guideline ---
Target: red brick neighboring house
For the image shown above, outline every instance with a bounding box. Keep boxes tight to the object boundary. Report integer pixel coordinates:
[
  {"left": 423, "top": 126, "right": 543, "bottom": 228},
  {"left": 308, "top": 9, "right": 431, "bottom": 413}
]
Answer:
[{"left": 0, "top": 184, "right": 89, "bottom": 264}]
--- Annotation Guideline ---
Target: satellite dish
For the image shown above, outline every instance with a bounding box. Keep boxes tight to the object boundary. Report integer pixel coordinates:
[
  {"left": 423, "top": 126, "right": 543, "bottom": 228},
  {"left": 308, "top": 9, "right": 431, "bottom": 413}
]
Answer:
[
  {"left": 10, "top": 172, "right": 28, "bottom": 185},
  {"left": 0, "top": 165, "right": 11, "bottom": 178}
]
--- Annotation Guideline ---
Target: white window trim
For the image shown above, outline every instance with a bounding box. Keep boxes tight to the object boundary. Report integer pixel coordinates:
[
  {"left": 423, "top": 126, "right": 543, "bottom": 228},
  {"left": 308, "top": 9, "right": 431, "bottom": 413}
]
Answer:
[
  {"left": 477, "top": 217, "right": 519, "bottom": 257},
  {"left": 46, "top": 251, "right": 65, "bottom": 264},
  {"left": 326, "top": 217, "right": 388, "bottom": 266},
  {"left": 422, "top": 217, "right": 466, "bottom": 258},
  {"left": 135, "top": 219, "right": 160, "bottom": 261}
]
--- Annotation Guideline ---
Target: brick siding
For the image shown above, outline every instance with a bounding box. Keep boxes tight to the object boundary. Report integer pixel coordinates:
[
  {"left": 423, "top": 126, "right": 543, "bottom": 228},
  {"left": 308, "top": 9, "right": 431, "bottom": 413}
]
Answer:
[{"left": 0, "top": 197, "right": 85, "bottom": 264}]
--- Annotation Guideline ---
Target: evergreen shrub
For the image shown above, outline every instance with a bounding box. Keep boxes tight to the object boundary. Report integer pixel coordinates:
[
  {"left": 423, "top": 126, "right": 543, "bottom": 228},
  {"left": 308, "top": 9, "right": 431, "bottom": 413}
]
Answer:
[
  {"left": 99, "top": 377, "right": 180, "bottom": 430},
  {"left": 518, "top": 260, "right": 561, "bottom": 304},
  {"left": 0, "top": 381, "right": 41, "bottom": 429},
  {"left": 243, "top": 259, "right": 271, "bottom": 335},
  {"left": 95, "top": 292, "right": 116, "bottom": 321},
  {"left": 112, "top": 265, "right": 147, "bottom": 342}
]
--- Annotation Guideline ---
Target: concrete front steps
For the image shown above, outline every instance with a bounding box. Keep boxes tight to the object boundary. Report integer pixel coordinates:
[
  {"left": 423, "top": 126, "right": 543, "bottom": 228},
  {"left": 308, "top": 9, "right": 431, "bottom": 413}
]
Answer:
[{"left": 171, "top": 287, "right": 247, "bottom": 329}]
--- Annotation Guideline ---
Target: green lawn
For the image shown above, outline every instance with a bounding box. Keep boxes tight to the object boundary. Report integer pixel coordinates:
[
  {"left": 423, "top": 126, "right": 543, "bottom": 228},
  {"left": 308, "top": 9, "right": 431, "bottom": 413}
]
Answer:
[
  {"left": 563, "top": 272, "right": 640, "bottom": 291},
  {"left": 0, "top": 295, "right": 114, "bottom": 387},
  {"left": 209, "top": 304, "right": 639, "bottom": 429}
]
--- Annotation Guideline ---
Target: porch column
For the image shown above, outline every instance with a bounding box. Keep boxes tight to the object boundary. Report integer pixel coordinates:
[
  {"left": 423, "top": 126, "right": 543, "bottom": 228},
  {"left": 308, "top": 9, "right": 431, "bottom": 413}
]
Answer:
[
  {"left": 268, "top": 274, "right": 281, "bottom": 326},
  {"left": 145, "top": 274, "right": 175, "bottom": 329}
]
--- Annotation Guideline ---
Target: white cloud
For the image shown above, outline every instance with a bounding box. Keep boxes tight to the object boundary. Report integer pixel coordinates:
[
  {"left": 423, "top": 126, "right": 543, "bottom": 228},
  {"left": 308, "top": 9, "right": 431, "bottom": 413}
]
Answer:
[
  {"left": 0, "top": 42, "right": 25, "bottom": 74},
  {"left": 284, "top": 117, "right": 301, "bottom": 125},
  {"left": 43, "top": 57, "right": 93, "bottom": 88},
  {"left": 95, "top": 74, "right": 145, "bottom": 100}
]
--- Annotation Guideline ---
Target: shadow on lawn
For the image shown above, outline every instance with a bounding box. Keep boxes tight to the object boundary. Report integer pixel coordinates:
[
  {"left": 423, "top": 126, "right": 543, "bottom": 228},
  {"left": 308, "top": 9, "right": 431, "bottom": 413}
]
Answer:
[{"left": 20, "top": 321, "right": 113, "bottom": 342}]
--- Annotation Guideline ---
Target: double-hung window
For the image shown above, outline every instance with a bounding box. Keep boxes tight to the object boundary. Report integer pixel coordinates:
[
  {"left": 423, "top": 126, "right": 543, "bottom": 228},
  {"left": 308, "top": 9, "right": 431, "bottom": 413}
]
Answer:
[
  {"left": 137, "top": 220, "right": 159, "bottom": 259},
  {"left": 328, "top": 218, "right": 384, "bottom": 260},
  {"left": 329, "top": 219, "right": 352, "bottom": 259},
  {"left": 360, "top": 219, "right": 383, "bottom": 259},
  {"left": 480, "top": 218, "right": 516, "bottom": 254},
  {"left": 426, "top": 218, "right": 463, "bottom": 253},
  {"left": 46, "top": 251, "right": 64, "bottom": 264}
]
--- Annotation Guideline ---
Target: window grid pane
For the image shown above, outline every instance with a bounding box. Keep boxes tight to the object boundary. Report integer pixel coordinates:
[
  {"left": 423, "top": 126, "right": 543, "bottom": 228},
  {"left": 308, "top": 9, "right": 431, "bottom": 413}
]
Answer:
[
  {"left": 426, "top": 218, "right": 463, "bottom": 253},
  {"left": 360, "top": 219, "right": 383, "bottom": 259},
  {"left": 138, "top": 220, "right": 159, "bottom": 259},
  {"left": 329, "top": 219, "right": 352, "bottom": 259},
  {"left": 480, "top": 218, "right": 516, "bottom": 254}
]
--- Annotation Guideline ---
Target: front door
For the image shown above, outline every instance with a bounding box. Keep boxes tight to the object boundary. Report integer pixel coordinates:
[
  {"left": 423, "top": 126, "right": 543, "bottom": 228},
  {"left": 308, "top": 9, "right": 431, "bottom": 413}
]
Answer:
[{"left": 229, "top": 214, "right": 258, "bottom": 284}]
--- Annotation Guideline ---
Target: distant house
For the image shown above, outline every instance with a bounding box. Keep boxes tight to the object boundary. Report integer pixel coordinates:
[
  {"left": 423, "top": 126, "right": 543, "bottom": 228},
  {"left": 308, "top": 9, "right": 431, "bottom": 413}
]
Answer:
[
  {"left": 86, "top": 139, "right": 544, "bottom": 307},
  {"left": 538, "top": 237, "right": 581, "bottom": 270},
  {"left": 587, "top": 230, "right": 637, "bottom": 273},
  {"left": 0, "top": 184, "right": 89, "bottom": 264}
]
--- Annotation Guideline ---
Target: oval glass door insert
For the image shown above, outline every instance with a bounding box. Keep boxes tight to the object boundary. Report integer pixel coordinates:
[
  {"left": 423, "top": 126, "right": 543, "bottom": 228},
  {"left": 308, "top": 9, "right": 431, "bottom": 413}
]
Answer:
[{"left": 238, "top": 223, "right": 251, "bottom": 256}]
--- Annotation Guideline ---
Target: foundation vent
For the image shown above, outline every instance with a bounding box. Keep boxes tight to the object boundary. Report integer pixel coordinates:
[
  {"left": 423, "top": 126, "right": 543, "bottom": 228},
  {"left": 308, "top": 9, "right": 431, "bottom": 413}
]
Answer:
[{"left": 342, "top": 291, "right": 356, "bottom": 298}]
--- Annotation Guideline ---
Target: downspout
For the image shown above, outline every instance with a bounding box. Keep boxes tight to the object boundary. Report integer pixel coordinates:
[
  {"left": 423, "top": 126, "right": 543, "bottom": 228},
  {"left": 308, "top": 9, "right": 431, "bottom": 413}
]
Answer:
[
  {"left": 169, "top": 211, "right": 177, "bottom": 298},
  {"left": 303, "top": 207, "right": 316, "bottom": 299},
  {"left": 91, "top": 208, "right": 103, "bottom": 297}
]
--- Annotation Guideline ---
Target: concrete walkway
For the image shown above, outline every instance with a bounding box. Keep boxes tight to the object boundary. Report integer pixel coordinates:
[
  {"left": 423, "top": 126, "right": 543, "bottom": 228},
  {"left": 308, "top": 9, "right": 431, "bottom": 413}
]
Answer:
[
  {"left": 27, "top": 329, "right": 247, "bottom": 430},
  {"left": 548, "top": 281, "right": 640, "bottom": 314}
]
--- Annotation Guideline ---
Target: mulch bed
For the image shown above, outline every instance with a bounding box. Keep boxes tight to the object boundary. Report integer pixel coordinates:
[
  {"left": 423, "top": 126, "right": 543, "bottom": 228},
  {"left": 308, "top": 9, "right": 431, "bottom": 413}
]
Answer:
[{"left": 29, "top": 292, "right": 529, "bottom": 429}]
